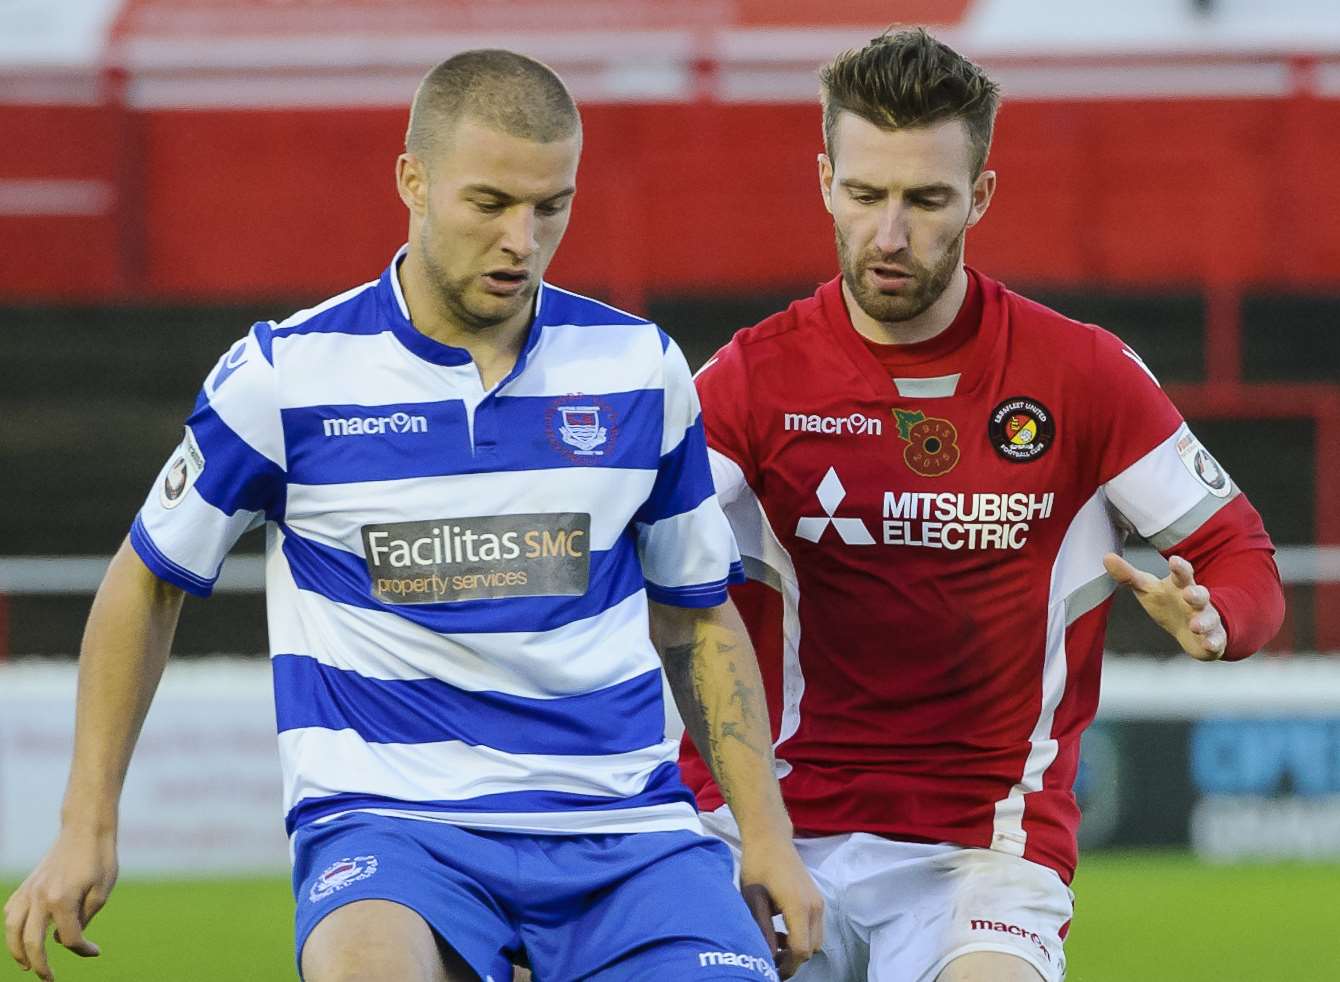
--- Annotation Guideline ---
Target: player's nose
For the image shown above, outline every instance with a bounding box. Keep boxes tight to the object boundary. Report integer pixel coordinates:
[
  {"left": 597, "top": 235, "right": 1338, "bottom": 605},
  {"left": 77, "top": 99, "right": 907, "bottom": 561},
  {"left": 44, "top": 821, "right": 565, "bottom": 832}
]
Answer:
[
  {"left": 873, "top": 202, "right": 909, "bottom": 255},
  {"left": 500, "top": 206, "right": 539, "bottom": 261}
]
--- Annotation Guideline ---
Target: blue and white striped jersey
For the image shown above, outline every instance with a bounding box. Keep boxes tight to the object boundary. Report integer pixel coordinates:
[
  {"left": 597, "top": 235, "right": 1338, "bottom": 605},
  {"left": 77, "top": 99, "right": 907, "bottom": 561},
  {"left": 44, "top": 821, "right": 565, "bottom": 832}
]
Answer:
[{"left": 132, "top": 249, "right": 742, "bottom": 838}]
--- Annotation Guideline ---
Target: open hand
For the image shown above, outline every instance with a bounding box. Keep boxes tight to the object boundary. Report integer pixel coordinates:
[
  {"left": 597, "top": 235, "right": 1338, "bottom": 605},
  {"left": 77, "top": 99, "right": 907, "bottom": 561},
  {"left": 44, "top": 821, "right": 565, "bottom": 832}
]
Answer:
[{"left": 1103, "top": 553, "right": 1226, "bottom": 660}]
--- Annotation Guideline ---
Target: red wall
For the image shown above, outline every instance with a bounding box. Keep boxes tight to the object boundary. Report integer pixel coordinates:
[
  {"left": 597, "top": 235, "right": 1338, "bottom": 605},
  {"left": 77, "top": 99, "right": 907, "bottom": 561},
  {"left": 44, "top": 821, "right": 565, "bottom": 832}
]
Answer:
[
  {"left": 5, "top": 96, "right": 1340, "bottom": 302},
  {"left": 0, "top": 102, "right": 131, "bottom": 297}
]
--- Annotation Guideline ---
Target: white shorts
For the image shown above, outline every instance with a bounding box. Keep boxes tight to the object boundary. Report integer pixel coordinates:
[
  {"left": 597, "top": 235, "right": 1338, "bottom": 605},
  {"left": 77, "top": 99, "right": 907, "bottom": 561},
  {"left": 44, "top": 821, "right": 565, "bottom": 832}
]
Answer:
[{"left": 701, "top": 807, "right": 1073, "bottom": 982}]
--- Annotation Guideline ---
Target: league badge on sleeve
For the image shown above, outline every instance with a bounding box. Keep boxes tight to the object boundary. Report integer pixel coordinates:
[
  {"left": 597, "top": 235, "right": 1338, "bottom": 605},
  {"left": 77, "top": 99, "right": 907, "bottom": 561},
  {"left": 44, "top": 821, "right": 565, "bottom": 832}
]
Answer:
[
  {"left": 1175, "top": 430, "right": 1232, "bottom": 498},
  {"left": 989, "top": 397, "right": 1054, "bottom": 463},
  {"left": 159, "top": 427, "right": 206, "bottom": 508}
]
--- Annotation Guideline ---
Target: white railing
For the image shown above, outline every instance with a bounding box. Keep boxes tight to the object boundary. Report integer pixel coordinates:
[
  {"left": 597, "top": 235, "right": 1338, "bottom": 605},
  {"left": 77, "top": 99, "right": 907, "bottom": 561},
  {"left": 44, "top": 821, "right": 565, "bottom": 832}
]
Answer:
[
  {"left": 1, "top": 547, "right": 1336, "bottom": 595},
  {"left": 0, "top": 555, "right": 265, "bottom": 594}
]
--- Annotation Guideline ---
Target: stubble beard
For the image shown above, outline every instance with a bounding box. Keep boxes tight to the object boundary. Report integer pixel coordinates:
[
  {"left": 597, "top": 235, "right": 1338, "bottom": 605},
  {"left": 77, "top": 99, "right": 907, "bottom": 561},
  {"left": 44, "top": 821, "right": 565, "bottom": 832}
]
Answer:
[
  {"left": 836, "top": 222, "right": 965, "bottom": 325},
  {"left": 418, "top": 226, "right": 537, "bottom": 333}
]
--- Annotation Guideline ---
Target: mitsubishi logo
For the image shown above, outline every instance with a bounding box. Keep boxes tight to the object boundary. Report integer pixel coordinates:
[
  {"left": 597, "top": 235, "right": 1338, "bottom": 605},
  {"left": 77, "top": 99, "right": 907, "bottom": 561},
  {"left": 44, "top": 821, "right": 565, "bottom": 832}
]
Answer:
[{"left": 795, "top": 467, "right": 875, "bottom": 545}]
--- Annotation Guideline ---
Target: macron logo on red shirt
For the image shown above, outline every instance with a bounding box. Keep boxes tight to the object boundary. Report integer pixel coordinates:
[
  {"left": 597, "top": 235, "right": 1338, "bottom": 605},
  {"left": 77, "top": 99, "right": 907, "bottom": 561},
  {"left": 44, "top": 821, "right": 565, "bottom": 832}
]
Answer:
[
  {"left": 795, "top": 468, "right": 876, "bottom": 545},
  {"left": 783, "top": 411, "right": 883, "bottom": 436}
]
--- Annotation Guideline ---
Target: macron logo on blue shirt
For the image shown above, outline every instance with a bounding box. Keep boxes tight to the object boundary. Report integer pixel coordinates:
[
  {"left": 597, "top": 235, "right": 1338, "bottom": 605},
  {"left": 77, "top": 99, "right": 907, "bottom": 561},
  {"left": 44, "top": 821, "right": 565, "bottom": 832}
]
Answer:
[{"left": 322, "top": 412, "right": 429, "bottom": 438}]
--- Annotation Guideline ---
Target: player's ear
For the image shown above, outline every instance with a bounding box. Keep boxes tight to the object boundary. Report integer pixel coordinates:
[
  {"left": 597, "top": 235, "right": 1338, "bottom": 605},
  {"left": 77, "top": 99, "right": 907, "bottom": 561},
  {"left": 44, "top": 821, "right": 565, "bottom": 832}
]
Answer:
[
  {"left": 818, "top": 152, "right": 835, "bottom": 215},
  {"left": 966, "top": 169, "right": 996, "bottom": 228},
  {"left": 397, "top": 152, "right": 428, "bottom": 217}
]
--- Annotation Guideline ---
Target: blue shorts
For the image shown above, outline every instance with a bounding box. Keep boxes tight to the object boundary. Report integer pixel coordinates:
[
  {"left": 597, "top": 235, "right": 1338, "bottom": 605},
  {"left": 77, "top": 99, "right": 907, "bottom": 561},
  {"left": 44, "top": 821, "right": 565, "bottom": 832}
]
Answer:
[{"left": 292, "top": 812, "right": 778, "bottom": 981}]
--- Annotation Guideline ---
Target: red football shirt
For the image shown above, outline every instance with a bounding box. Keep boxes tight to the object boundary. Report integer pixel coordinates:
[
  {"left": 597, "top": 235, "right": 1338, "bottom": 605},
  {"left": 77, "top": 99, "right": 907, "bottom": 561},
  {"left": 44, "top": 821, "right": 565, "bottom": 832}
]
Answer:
[{"left": 683, "top": 270, "right": 1280, "bottom": 882}]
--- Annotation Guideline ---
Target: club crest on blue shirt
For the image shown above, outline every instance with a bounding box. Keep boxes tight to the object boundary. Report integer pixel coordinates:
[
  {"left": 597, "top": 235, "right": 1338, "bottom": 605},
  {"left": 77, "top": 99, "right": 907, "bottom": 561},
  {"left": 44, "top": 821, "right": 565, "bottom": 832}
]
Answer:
[
  {"left": 309, "top": 855, "right": 378, "bottom": 903},
  {"left": 560, "top": 406, "right": 606, "bottom": 453},
  {"left": 547, "top": 396, "right": 619, "bottom": 462}
]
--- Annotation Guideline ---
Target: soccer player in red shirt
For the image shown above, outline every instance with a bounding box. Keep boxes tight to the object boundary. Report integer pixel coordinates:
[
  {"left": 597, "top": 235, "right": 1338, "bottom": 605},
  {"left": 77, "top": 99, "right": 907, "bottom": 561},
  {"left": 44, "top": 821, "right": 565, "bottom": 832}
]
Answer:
[{"left": 682, "top": 28, "right": 1284, "bottom": 982}]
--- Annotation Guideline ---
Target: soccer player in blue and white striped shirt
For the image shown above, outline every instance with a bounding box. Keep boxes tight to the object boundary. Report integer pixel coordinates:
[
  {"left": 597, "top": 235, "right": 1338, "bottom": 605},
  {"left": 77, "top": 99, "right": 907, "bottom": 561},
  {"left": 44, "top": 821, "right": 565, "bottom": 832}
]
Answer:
[{"left": 5, "top": 51, "right": 821, "bottom": 982}]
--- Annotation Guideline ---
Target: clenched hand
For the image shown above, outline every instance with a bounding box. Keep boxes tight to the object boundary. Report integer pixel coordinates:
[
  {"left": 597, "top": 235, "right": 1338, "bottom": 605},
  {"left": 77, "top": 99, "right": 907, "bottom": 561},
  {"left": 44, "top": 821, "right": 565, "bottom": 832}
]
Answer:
[{"left": 4, "top": 829, "right": 116, "bottom": 982}]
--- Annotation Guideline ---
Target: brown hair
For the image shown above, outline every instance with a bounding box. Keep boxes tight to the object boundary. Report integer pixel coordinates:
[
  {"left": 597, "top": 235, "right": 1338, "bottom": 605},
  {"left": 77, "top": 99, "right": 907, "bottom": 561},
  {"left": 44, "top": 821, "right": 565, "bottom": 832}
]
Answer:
[
  {"left": 820, "top": 27, "right": 1000, "bottom": 175},
  {"left": 406, "top": 49, "right": 580, "bottom": 159}
]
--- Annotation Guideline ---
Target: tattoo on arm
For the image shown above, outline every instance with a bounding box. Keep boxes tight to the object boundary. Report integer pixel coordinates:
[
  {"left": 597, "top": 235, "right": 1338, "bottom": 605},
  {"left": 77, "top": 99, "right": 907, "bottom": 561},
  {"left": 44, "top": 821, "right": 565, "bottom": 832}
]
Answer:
[
  {"left": 662, "top": 632, "right": 774, "bottom": 794},
  {"left": 662, "top": 638, "right": 713, "bottom": 772}
]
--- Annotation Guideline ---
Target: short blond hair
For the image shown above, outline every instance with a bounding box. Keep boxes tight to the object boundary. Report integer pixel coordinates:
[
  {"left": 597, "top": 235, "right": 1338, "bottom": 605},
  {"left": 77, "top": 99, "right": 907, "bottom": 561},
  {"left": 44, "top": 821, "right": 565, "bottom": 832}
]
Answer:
[{"left": 406, "top": 49, "right": 580, "bottom": 158}]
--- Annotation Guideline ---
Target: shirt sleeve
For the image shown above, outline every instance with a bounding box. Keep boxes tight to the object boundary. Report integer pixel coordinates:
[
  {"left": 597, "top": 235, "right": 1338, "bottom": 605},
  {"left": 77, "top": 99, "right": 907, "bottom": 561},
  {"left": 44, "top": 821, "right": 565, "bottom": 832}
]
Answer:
[
  {"left": 130, "top": 324, "right": 286, "bottom": 596},
  {"left": 693, "top": 338, "right": 755, "bottom": 508},
  {"left": 695, "top": 335, "right": 800, "bottom": 595},
  {"left": 1093, "top": 329, "right": 1283, "bottom": 658},
  {"left": 633, "top": 332, "right": 744, "bottom": 607},
  {"left": 1162, "top": 496, "right": 1283, "bottom": 660}
]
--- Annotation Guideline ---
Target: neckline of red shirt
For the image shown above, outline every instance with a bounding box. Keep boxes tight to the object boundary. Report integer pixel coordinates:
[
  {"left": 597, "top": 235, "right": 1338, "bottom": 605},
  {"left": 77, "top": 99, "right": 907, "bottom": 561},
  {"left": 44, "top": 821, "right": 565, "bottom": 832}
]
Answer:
[
  {"left": 856, "top": 268, "right": 982, "bottom": 373},
  {"left": 817, "top": 266, "right": 996, "bottom": 401}
]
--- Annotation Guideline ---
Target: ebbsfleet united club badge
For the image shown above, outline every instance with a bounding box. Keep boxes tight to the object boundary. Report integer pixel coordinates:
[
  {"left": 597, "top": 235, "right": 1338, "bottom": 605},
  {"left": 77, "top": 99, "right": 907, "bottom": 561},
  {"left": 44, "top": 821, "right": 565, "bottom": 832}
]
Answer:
[{"left": 989, "top": 397, "right": 1054, "bottom": 462}]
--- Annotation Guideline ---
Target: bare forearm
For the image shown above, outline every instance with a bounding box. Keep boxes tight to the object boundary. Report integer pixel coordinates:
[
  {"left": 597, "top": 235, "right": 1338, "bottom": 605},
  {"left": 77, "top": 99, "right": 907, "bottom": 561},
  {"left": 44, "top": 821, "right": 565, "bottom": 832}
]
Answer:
[
  {"left": 652, "top": 600, "right": 792, "bottom": 841},
  {"left": 62, "top": 538, "right": 184, "bottom": 832}
]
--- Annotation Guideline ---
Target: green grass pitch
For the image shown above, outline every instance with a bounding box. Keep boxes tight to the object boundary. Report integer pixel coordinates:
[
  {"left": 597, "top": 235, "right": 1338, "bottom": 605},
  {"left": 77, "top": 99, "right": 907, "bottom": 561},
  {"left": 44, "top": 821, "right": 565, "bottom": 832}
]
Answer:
[{"left": 5, "top": 851, "right": 1338, "bottom": 980}]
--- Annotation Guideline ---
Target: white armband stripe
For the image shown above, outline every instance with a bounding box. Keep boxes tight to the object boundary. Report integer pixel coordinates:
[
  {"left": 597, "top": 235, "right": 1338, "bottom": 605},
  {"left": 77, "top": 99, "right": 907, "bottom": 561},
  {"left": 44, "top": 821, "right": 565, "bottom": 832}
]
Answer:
[{"left": 1105, "top": 424, "right": 1235, "bottom": 539}]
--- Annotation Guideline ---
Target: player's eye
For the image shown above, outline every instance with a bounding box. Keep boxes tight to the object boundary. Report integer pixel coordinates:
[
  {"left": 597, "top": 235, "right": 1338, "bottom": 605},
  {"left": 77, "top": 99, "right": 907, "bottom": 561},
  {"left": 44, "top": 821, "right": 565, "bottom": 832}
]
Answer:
[
  {"left": 910, "top": 195, "right": 949, "bottom": 209},
  {"left": 849, "top": 191, "right": 881, "bottom": 205},
  {"left": 537, "top": 200, "right": 568, "bottom": 217},
  {"left": 472, "top": 199, "right": 506, "bottom": 213}
]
